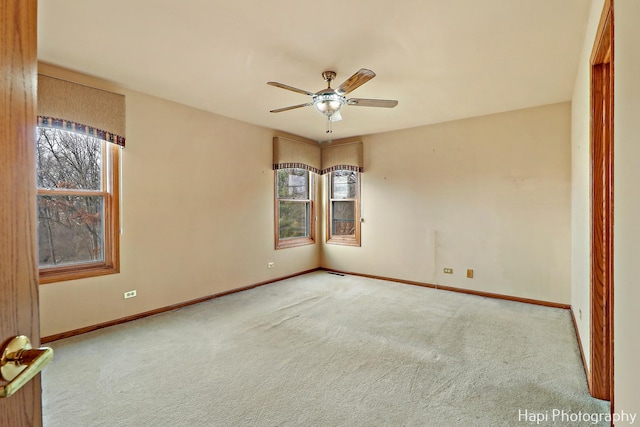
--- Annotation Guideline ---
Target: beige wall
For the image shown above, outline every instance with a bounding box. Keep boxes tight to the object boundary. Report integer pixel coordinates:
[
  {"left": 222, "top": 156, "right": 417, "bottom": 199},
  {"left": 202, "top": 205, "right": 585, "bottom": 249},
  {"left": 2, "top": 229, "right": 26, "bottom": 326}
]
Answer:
[
  {"left": 613, "top": 0, "right": 640, "bottom": 421},
  {"left": 321, "top": 103, "right": 572, "bottom": 304},
  {"left": 38, "top": 64, "right": 320, "bottom": 337}
]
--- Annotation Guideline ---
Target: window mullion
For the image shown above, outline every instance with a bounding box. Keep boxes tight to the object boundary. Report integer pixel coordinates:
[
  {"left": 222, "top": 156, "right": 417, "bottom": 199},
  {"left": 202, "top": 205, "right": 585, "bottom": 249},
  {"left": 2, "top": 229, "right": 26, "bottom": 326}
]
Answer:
[{"left": 37, "top": 189, "right": 108, "bottom": 197}]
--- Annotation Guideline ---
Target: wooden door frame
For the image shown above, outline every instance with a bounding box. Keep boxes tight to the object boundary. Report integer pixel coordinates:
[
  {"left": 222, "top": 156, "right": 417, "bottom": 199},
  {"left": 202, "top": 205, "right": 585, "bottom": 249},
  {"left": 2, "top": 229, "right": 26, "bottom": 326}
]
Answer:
[{"left": 589, "top": 0, "right": 614, "bottom": 403}]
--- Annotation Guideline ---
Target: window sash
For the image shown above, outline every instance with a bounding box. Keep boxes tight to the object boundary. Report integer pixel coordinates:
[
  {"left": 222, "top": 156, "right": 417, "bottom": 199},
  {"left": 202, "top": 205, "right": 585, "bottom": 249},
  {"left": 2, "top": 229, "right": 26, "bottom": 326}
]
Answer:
[
  {"left": 37, "top": 193, "right": 106, "bottom": 267},
  {"left": 330, "top": 200, "right": 357, "bottom": 236},
  {"left": 278, "top": 200, "right": 311, "bottom": 240}
]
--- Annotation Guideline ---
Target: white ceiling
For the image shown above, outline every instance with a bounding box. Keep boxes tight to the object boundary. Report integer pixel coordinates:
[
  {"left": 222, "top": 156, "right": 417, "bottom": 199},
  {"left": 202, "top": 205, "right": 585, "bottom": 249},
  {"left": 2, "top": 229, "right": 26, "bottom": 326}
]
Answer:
[{"left": 37, "top": 0, "right": 591, "bottom": 142}]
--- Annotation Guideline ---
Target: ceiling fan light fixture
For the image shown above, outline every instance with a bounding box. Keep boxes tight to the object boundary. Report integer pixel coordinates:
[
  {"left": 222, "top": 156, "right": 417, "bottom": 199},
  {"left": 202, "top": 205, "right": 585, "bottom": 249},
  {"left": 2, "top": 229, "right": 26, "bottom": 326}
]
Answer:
[{"left": 313, "top": 93, "right": 345, "bottom": 117}]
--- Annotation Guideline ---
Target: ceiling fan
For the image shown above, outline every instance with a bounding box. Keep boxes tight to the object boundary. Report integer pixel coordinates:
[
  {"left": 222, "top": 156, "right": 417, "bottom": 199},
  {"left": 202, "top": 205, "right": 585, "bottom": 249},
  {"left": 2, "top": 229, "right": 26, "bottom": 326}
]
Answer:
[{"left": 268, "top": 68, "right": 398, "bottom": 133}]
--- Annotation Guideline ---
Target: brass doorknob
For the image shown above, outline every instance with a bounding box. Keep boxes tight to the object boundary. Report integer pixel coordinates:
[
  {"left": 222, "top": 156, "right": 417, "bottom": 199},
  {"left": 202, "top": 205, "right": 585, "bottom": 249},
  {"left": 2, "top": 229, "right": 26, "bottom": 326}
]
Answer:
[{"left": 0, "top": 336, "right": 53, "bottom": 398}]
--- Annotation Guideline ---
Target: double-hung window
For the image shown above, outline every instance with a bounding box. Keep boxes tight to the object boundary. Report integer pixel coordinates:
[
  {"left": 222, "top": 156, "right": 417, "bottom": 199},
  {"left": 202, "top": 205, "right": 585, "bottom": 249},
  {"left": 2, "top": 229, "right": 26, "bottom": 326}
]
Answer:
[
  {"left": 275, "top": 168, "right": 315, "bottom": 248},
  {"left": 36, "top": 127, "right": 120, "bottom": 283},
  {"left": 327, "top": 169, "right": 361, "bottom": 246}
]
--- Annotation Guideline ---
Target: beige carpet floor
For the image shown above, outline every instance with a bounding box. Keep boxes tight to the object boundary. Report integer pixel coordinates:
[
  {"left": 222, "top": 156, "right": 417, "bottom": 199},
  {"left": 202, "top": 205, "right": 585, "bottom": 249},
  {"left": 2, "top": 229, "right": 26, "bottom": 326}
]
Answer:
[{"left": 42, "top": 271, "right": 609, "bottom": 426}]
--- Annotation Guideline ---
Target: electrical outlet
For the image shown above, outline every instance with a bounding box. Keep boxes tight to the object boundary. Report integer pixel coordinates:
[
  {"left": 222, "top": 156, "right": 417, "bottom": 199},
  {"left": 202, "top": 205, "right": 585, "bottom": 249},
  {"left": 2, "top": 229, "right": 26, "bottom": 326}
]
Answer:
[
  {"left": 267, "top": 262, "right": 275, "bottom": 269},
  {"left": 124, "top": 290, "right": 137, "bottom": 299},
  {"left": 444, "top": 268, "right": 453, "bottom": 274},
  {"left": 467, "top": 269, "right": 474, "bottom": 278}
]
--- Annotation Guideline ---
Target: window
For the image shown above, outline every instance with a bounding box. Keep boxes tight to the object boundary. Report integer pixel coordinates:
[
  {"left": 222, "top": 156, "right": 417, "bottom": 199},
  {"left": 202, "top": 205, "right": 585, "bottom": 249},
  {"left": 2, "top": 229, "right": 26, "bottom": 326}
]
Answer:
[
  {"left": 275, "top": 168, "right": 315, "bottom": 249},
  {"left": 36, "top": 127, "right": 120, "bottom": 283},
  {"left": 327, "top": 170, "right": 360, "bottom": 246}
]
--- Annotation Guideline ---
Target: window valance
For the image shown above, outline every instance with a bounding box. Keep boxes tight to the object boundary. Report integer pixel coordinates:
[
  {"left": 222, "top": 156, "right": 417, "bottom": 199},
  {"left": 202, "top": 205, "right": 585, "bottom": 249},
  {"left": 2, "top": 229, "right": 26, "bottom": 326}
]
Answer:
[
  {"left": 37, "top": 74, "right": 126, "bottom": 147},
  {"left": 272, "top": 136, "right": 321, "bottom": 174},
  {"left": 321, "top": 141, "right": 363, "bottom": 174}
]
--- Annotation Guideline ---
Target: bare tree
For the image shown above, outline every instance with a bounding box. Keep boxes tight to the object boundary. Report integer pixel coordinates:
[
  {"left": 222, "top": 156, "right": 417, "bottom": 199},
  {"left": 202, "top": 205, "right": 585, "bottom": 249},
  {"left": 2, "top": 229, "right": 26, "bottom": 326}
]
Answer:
[{"left": 36, "top": 128, "right": 104, "bottom": 266}]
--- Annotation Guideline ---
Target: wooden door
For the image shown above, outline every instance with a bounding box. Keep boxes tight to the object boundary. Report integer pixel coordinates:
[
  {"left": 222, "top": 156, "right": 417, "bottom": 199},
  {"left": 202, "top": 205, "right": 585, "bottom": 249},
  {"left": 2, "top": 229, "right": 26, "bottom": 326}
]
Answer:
[{"left": 0, "top": 0, "right": 42, "bottom": 425}]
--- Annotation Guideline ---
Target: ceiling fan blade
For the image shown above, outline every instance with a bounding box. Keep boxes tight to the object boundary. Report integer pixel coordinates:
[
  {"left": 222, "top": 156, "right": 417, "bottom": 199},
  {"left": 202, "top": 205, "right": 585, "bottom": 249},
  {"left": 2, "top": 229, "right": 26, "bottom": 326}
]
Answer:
[
  {"left": 336, "top": 69, "right": 376, "bottom": 95},
  {"left": 270, "top": 103, "right": 313, "bottom": 113},
  {"left": 329, "top": 111, "right": 342, "bottom": 122},
  {"left": 347, "top": 98, "right": 398, "bottom": 108},
  {"left": 267, "top": 82, "right": 315, "bottom": 97}
]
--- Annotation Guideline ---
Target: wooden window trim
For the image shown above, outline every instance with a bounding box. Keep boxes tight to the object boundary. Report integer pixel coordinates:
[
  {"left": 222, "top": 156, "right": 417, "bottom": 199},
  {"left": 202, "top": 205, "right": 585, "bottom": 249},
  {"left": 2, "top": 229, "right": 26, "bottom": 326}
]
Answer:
[
  {"left": 326, "top": 171, "right": 361, "bottom": 247},
  {"left": 274, "top": 169, "right": 316, "bottom": 250},
  {"left": 39, "top": 142, "right": 120, "bottom": 283}
]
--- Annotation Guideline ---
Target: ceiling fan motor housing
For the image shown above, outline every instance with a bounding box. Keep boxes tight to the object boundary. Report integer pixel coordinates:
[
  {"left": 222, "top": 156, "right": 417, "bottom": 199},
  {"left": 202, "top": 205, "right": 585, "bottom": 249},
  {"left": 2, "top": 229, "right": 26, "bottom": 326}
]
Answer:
[{"left": 322, "top": 71, "right": 337, "bottom": 83}]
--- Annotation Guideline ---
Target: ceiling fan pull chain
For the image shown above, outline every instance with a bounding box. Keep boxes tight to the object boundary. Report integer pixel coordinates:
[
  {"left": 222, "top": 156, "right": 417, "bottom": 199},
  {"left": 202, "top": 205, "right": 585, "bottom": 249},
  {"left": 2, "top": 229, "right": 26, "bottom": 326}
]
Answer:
[{"left": 326, "top": 116, "right": 332, "bottom": 133}]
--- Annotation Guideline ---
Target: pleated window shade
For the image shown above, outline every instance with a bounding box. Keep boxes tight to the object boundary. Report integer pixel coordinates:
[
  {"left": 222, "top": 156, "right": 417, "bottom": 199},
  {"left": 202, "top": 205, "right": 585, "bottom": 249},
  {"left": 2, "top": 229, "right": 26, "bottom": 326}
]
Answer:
[
  {"left": 272, "top": 136, "right": 321, "bottom": 174},
  {"left": 321, "top": 141, "right": 363, "bottom": 174},
  {"left": 37, "top": 74, "right": 126, "bottom": 147}
]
